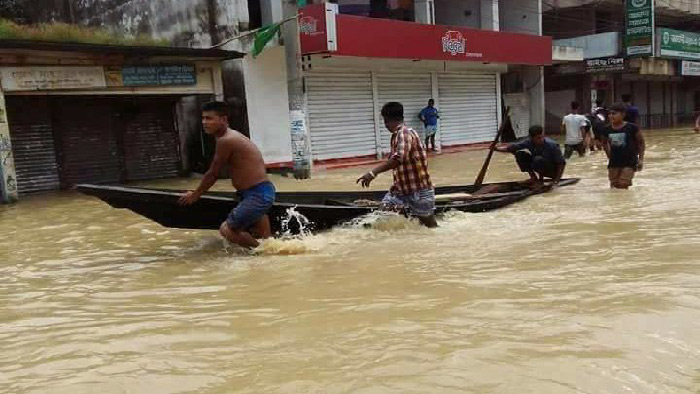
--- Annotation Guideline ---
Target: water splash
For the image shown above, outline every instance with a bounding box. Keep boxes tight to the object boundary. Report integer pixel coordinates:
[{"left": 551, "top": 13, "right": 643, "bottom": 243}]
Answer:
[
  {"left": 279, "top": 206, "right": 314, "bottom": 237},
  {"left": 341, "top": 210, "right": 422, "bottom": 232}
]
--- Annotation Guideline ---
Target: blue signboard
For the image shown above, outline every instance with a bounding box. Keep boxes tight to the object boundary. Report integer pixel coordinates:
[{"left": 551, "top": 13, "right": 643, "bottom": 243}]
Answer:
[{"left": 122, "top": 65, "right": 196, "bottom": 86}]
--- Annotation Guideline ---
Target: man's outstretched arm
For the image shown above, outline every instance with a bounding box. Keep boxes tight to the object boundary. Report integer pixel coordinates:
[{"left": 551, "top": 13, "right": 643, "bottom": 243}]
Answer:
[{"left": 179, "top": 139, "right": 232, "bottom": 205}]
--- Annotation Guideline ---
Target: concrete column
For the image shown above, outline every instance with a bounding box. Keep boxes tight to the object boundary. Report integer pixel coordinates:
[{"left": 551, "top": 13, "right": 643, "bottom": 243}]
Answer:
[
  {"left": 480, "top": 0, "right": 499, "bottom": 30},
  {"left": 414, "top": 0, "right": 435, "bottom": 24},
  {"left": 371, "top": 72, "right": 382, "bottom": 158},
  {"left": 212, "top": 62, "right": 225, "bottom": 101},
  {"left": 0, "top": 88, "right": 18, "bottom": 203},
  {"left": 523, "top": 66, "right": 545, "bottom": 128},
  {"left": 261, "top": 0, "right": 284, "bottom": 25},
  {"left": 431, "top": 72, "right": 441, "bottom": 152}
]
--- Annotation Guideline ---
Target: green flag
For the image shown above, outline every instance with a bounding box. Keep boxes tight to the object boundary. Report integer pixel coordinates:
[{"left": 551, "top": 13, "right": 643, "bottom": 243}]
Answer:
[
  {"left": 297, "top": 0, "right": 307, "bottom": 6},
  {"left": 251, "top": 22, "right": 281, "bottom": 58}
]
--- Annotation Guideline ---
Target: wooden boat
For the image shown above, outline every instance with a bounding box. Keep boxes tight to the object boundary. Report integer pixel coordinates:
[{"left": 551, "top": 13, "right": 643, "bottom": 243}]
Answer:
[{"left": 76, "top": 178, "right": 579, "bottom": 234}]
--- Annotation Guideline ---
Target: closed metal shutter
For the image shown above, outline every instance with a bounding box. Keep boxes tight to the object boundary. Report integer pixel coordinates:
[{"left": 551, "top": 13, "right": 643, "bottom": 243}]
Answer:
[
  {"left": 306, "top": 72, "right": 376, "bottom": 160},
  {"left": 5, "top": 97, "right": 60, "bottom": 194},
  {"left": 377, "top": 73, "right": 433, "bottom": 153},
  {"left": 438, "top": 73, "right": 498, "bottom": 146},
  {"left": 123, "top": 100, "right": 180, "bottom": 181},
  {"left": 56, "top": 99, "right": 121, "bottom": 187}
]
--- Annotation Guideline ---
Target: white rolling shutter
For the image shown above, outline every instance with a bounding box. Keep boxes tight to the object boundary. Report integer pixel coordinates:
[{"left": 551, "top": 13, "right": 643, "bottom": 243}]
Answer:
[
  {"left": 377, "top": 73, "right": 433, "bottom": 154},
  {"left": 438, "top": 73, "right": 499, "bottom": 146},
  {"left": 306, "top": 72, "right": 377, "bottom": 160}
]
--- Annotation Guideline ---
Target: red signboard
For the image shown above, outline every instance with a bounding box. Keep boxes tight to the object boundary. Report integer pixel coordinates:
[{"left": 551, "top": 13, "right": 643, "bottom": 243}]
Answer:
[
  {"left": 299, "top": 4, "right": 330, "bottom": 54},
  {"left": 299, "top": 7, "right": 552, "bottom": 66}
]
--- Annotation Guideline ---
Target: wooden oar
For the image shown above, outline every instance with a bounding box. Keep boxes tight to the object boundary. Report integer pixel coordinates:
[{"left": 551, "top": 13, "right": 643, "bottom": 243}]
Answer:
[{"left": 474, "top": 107, "right": 511, "bottom": 188}]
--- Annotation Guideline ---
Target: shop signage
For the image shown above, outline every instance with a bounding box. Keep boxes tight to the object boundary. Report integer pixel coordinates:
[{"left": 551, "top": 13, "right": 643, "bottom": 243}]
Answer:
[
  {"left": 299, "top": 3, "right": 338, "bottom": 54},
  {"left": 625, "top": 0, "right": 654, "bottom": 57},
  {"left": 681, "top": 60, "right": 700, "bottom": 76},
  {"left": 585, "top": 57, "right": 626, "bottom": 73},
  {"left": 121, "top": 65, "right": 196, "bottom": 86},
  {"left": 312, "top": 14, "right": 550, "bottom": 65},
  {"left": 0, "top": 66, "right": 106, "bottom": 91},
  {"left": 658, "top": 28, "right": 700, "bottom": 60},
  {"left": 442, "top": 31, "right": 467, "bottom": 56}
]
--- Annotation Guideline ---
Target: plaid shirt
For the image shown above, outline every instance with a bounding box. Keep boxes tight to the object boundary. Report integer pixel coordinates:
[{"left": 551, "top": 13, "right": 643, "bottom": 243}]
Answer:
[{"left": 390, "top": 125, "right": 432, "bottom": 195}]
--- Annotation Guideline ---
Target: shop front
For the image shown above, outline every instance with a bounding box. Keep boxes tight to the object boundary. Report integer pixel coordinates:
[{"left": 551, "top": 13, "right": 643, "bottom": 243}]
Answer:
[
  {"left": 0, "top": 41, "right": 239, "bottom": 202},
  {"left": 298, "top": 4, "right": 552, "bottom": 161}
]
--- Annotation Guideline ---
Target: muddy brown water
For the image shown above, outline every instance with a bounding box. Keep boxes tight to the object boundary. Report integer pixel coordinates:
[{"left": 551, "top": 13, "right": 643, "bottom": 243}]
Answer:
[{"left": 2, "top": 129, "right": 700, "bottom": 393}]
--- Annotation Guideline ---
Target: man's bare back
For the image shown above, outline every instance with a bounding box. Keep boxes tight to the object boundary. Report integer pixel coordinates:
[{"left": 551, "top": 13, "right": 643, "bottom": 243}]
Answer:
[{"left": 217, "top": 128, "right": 269, "bottom": 191}]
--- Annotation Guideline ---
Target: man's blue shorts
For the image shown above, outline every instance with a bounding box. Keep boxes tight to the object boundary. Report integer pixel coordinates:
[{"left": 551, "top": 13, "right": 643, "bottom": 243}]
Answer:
[{"left": 226, "top": 181, "right": 276, "bottom": 230}]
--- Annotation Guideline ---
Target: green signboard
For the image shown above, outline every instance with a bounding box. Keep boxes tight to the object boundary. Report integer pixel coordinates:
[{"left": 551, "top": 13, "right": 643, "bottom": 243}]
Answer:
[
  {"left": 658, "top": 28, "right": 700, "bottom": 60},
  {"left": 122, "top": 65, "right": 196, "bottom": 86},
  {"left": 625, "top": 0, "right": 654, "bottom": 57}
]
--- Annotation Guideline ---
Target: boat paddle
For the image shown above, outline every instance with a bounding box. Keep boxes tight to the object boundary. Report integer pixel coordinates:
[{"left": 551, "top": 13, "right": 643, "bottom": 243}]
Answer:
[{"left": 474, "top": 107, "right": 511, "bottom": 189}]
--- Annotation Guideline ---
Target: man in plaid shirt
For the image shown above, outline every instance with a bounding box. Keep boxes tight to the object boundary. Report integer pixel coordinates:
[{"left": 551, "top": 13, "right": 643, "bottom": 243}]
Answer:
[{"left": 357, "top": 102, "right": 437, "bottom": 228}]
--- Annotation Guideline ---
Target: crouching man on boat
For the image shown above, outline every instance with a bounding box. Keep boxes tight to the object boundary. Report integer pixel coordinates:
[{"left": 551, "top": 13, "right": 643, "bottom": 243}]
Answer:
[
  {"left": 178, "top": 101, "right": 275, "bottom": 248},
  {"left": 356, "top": 102, "right": 438, "bottom": 228},
  {"left": 494, "top": 125, "right": 566, "bottom": 188}
]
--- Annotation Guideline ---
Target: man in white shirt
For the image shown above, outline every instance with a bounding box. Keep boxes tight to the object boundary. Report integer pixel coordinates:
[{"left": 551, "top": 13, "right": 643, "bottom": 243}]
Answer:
[{"left": 561, "top": 101, "right": 589, "bottom": 159}]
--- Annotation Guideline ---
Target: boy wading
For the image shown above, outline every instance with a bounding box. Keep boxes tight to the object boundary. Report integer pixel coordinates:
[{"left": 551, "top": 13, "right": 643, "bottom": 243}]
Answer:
[
  {"left": 603, "top": 103, "right": 646, "bottom": 189},
  {"left": 357, "top": 102, "right": 437, "bottom": 228}
]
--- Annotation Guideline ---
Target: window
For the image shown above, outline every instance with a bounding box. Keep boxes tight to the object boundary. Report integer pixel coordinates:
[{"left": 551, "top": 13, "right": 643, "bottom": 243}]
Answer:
[{"left": 325, "top": 0, "right": 415, "bottom": 22}]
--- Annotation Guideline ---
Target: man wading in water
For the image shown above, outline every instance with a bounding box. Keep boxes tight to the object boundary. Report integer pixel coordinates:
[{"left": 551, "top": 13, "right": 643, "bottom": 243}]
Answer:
[
  {"left": 178, "top": 101, "right": 276, "bottom": 248},
  {"left": 494, "top": 125, "right": 566, "bottom": 188},
  {"left": 356, "top": 102, "right": 437, "bottom": 228},
  {"left": 603, "top": 103, "right": 646, "bottom": 189}
]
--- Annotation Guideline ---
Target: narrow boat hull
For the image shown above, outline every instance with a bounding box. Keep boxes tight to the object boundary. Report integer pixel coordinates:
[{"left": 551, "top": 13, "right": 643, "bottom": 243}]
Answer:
[{"left": 76, "top": 178, "right": 579, "bottom": 234}]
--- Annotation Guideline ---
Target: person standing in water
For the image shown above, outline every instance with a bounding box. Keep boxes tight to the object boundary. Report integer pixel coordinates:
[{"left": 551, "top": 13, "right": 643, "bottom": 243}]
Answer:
[
  {"left": 561, "top": 101, "right": 589, "bottom": 158},
  {"left": 621, "top": 94, "right": 640, "bottom": 125},
  {"left": 357, "top": 102, "right": 437, "bottom": 228},
  {"left": 418, "top": 99, "right": 440, "bottom": 152},
  {"left": 178, "top": 101, "right": 276, "bottom": 248},
  {"left": 603, "top": 103, "right": 646, "bottom": 189}
]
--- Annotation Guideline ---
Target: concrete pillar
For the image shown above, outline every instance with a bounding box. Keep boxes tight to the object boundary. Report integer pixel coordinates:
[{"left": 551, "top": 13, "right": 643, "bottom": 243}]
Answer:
[
  {"left": 480, "top": 0, "right": 499, "bottom": 30},
  {"left": 523, "top": 66, "right": 545, "bottom": 128},
  {"left": 0, "top": 88, "right": 18, "bottom": 203},
  {"left": 212, "top": 62, "right": 225, "bottom": 101},
  {"left": 414, "top": 0, "right": 435, "bottom": 24},
  {"left": 261, "top": 0, "right": 284, "bottom": 25}
]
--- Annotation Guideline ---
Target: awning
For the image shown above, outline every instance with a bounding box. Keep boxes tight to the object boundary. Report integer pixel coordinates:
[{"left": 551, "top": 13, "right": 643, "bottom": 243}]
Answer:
[{"left": 0, "top": 39, "right": 243, "bottom": 60}]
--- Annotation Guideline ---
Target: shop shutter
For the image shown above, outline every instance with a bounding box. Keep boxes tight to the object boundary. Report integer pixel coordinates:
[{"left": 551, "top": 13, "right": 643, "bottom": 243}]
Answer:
[
  {"left": 377, "top": 73, "right": 433, "bottom": 154},
  {"left": 123, "top": 101, "right": 180, "bottom": 181},
  {"left": 306, "top": 72, "right": 377, "bottom": 160},
  {"left": 5, "top": 97, "right": 60, "bottom": 194},
  {"left": 56, "top": 99, "right": 121, "bottom": 186},
  {"left": 438, "top": 73, "right": 499, "bottom": 146}
]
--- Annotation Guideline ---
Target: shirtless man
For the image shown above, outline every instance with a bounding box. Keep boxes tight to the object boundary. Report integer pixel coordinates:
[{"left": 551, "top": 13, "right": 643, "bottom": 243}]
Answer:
[{"left": 178, "top": 101, "right": 275, "bottom": 248}]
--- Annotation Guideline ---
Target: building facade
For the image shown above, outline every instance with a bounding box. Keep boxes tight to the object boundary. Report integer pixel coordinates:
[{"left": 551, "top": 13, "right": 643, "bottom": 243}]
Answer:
[
  {"left": 0, "top": 41, "right": 237, "bottom": 202},
  {"left": 544, "top": 0, "right": 700, "bottom": 132},
  {"left": 243, "top": 0, "right": 553, "bottom": 164}
]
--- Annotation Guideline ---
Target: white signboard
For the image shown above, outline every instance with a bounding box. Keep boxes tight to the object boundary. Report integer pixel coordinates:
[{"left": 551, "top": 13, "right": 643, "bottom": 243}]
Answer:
[
  {"left": 681, "top": 60, "right": 700, "bottom": 76},
  {"left": 0, "top": 66, "right": 106, "bottom": 91}
]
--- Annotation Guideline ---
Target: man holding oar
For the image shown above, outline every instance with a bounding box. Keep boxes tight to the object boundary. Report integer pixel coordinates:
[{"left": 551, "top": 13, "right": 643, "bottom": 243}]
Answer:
[
  {"left": 494, "top": 125, "right": 566, "bottom": 188},
  {"left": 356, "top": 102, "right": 437, "bottom": 228}
]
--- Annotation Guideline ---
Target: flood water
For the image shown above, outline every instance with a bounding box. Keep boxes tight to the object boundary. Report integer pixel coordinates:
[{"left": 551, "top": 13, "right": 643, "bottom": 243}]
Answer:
[{"left": 2, "top": 128, "right": 700, "bottom": 393}]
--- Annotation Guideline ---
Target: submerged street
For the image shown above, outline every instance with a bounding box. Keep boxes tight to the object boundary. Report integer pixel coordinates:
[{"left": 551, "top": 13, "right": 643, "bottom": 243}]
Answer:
[{"left": 2, "top": 128, "right": 700, "bottom": 393}]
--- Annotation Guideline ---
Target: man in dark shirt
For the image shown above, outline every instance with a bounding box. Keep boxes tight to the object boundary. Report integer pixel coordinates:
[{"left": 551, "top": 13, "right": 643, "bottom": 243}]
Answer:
[
  {"left": 495, "top": 125, "right": 566, "bottom": 187},
  {"left": 621, "top": 94, "right": 640, "bottom": 124},
  {"left": 603, "top": 103, "right": 646, "bottom": 189}
]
